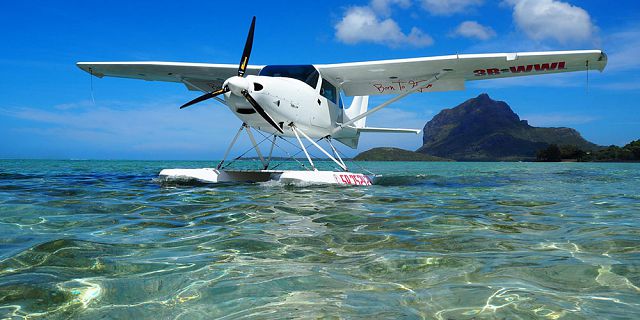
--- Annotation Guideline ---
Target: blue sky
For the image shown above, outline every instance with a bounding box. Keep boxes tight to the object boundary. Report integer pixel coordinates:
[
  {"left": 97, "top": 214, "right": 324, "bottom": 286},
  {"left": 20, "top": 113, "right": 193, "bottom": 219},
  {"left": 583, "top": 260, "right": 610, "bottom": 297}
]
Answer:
[{"left": 1, "top": 0, "right": 639, "bottom": 160}]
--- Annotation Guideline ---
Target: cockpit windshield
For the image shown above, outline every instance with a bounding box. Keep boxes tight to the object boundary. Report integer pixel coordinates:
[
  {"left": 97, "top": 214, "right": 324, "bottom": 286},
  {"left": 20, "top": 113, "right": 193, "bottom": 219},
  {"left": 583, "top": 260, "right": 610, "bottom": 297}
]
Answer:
[{"left": 259, "top": 65, "right": 319, "bottom": 89}]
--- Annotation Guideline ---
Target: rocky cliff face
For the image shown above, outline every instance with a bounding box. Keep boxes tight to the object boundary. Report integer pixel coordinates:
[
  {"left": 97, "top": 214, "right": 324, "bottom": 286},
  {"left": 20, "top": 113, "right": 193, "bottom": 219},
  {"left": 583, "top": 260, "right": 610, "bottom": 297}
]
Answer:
[{"left": 416, "top": 94, "right": 599, "bottom": 161}]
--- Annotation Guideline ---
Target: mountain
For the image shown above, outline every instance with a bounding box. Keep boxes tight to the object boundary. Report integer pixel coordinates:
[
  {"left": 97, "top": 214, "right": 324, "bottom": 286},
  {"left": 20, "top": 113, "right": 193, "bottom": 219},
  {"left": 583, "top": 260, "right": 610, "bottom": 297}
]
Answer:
[
  {"left": 353, "top": 147, "right": 451, "bottom": 161},
  {"left": 416, "top": 94, "right": 599, "bottom": 161}
]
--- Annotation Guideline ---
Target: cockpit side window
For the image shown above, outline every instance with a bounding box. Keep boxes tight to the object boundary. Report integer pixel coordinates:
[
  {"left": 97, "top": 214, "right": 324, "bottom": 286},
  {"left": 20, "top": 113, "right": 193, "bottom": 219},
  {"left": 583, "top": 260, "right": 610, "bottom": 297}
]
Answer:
[
  {"left": 258, "top": 65, "right": 319, "bottom": 89},
  {"left": 320, "top": 78, "right": 337, "bottom": 104}
]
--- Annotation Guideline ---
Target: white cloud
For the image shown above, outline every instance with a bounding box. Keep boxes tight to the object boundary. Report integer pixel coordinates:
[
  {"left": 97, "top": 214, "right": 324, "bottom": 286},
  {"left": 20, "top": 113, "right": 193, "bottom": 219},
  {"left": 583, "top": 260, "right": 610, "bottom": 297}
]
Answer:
[
  {"left": 420, "top": 0, "right": 484, "bottom": 15},
  {"left": 505, "top": 0, "right": 595, "bottom": 44},
  {"left": 453, "top": 21, "right": 496, "bottom": 40},
  {"left": 370, "top": 0, "right": 411, "bottom": 16},
  {"left": 335, "top": 6, "right": 433, "bottom": 48}
]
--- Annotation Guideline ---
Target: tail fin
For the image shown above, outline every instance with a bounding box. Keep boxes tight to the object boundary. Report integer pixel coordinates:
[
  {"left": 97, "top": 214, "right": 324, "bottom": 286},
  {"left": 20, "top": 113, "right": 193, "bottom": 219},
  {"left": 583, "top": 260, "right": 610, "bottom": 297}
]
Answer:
[{"left": 344, "top": 96, "right": 369, "bottom": 128}]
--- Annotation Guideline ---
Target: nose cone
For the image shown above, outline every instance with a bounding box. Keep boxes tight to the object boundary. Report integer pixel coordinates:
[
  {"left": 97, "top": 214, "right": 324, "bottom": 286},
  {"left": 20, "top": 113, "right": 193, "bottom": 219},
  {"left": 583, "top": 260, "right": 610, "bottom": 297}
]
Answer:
[{"left": 225, "top": 76, "right": 250, "bottom": 96}]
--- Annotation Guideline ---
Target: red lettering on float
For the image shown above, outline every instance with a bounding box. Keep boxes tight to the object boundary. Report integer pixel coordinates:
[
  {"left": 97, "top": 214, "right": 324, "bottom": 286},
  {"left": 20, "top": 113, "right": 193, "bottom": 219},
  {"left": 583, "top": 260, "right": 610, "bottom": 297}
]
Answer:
[{"left": 335, "top": 174, "right": 372, "bottom": 185}]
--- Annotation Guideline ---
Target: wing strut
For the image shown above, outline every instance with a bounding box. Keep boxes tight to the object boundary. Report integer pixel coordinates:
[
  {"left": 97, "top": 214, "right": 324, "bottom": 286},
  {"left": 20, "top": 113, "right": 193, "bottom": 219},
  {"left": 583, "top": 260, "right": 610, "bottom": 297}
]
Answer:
[{"left": 333, "top": 70, "right": 450, "bottom": 134}]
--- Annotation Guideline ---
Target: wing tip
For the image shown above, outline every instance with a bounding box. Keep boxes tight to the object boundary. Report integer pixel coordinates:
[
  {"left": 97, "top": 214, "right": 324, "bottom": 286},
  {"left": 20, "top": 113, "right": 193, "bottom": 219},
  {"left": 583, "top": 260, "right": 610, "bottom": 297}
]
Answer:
[
  {"left": 597, "top": 51, "right": 608, "bottom": 72},
  {"left": 76, "top": 62, "right": 105, "bottom": 78}
]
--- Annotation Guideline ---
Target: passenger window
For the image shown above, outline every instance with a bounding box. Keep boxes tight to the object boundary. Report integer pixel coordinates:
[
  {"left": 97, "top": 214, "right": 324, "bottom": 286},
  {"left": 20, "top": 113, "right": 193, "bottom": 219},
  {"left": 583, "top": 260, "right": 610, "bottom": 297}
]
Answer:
[{"left": 320, "top": 79, "right": 337, "bottom": 104}]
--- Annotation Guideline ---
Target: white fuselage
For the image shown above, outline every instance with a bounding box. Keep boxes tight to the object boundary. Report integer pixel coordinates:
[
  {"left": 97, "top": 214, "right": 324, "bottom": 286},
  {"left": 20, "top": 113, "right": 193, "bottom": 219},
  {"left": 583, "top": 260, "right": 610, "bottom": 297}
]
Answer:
[{"left": 222, "top": 71, "right": 351, "bottom": 139}]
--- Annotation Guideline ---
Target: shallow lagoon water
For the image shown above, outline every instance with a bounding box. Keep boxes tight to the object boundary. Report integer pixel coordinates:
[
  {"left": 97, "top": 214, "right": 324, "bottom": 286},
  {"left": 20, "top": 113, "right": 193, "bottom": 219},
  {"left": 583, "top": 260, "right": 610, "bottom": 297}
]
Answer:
[{"left": 0, "top": 160, "right": 639, "bottom": 319}]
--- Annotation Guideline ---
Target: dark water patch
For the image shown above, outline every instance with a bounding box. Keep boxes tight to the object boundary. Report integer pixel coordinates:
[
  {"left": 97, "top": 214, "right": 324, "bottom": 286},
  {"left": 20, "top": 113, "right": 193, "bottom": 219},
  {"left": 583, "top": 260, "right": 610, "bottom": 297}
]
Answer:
[
  {"left": 375, "top": 174, "right": 517, "bottom": 189},
  {"left": 0, "top": 184, "right": 34, "bottom": 192},
  {"left": 392, "top": 202, "right": 439, "bottom": 209},
  {"left": 0, "top": 239, "right": 125, "bottom": 275},
  {"left": 365, "top": 196, "right": 413, "bottom": 204},
  {"left": 485, "top": 211, "right": 515, "bottom": 221},
  {"left": 360, "top": 256, "right": 470, "bottom": 277},
  {"left": 126, "top": 219, "right": 189, "bottom": 230},
  {"left": 374, "top": 174, "right": 439, "bottom": 186},
  {"left": 497, "top": 200, "right": 556, "bottom": 207},
  {"left": 312, "top": 213, "right": 367, "bottom": 226},
  {"left": 0, "top": 172, "right": 42, "bottom": 180},
  {"left": 0, "top": 278, "right": 75, "bottom": 317},
  {"left": 206, "top": 238, "right": 282, "bottom": 254},
  {"left": 44, "top": 188, "right": 88, "bottom": 197}
]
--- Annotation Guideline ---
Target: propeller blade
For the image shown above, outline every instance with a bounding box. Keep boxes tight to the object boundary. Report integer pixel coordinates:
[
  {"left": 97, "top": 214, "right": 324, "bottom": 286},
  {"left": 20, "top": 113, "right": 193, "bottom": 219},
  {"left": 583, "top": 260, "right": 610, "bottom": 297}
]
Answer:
[
  {"left": 241, "top": 89, "right": 283, "bottom": 134},
  {"left": 238, "top": 16, "right": 256, "bottom": 77},
  {"left": 179, "top": 87, "right": 228, "bottom": 109}
]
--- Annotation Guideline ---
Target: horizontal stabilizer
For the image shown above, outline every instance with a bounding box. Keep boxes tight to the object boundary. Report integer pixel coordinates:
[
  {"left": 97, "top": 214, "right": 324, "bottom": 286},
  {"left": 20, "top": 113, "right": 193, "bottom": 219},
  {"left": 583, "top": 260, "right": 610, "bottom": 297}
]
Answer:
[{"left": 357, "top": 127, "right": 421, "bottom": 134}]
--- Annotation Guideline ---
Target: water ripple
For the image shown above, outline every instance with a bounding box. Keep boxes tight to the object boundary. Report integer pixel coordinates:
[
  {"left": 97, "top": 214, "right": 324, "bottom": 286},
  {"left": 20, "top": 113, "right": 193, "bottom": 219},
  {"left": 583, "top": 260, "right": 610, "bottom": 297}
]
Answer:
[{"left": 0, "top": 160, "right": 639, "bottom": 318}]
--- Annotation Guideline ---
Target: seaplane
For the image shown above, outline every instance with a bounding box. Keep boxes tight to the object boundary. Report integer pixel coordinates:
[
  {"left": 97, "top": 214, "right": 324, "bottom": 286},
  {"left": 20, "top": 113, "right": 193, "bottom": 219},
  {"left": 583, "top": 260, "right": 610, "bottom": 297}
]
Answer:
[{"left": 77, "top": 17, "right": 607, "bottom": 186}]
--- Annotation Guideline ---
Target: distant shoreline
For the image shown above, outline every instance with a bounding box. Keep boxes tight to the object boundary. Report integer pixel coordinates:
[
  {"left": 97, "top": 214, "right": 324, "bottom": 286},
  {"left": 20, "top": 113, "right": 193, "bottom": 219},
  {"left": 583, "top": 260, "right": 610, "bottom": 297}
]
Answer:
[{"left": 1, "top": 158, "right": 639, "bottom": 163}]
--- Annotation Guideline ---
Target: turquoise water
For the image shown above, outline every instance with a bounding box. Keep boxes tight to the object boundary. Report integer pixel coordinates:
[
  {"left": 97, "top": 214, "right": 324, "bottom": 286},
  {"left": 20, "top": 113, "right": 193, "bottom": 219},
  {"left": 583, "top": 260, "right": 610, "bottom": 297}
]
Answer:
[{"left": 0, "top": 160, "right": 639, "bottom": 319}]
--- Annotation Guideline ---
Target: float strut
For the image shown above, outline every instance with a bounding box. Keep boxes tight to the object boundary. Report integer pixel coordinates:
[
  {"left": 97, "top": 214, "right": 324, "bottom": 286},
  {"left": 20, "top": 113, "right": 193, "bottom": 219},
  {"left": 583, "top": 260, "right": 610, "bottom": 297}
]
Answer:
[
  {"left": 265, "top": 135, "right": 276, "bottom": 170},
  {"left": 245, "top": 126, "right": 268, "bottom": 169},
  {"left": 217, "top": 123, "right": 245, "bottom": 169}
]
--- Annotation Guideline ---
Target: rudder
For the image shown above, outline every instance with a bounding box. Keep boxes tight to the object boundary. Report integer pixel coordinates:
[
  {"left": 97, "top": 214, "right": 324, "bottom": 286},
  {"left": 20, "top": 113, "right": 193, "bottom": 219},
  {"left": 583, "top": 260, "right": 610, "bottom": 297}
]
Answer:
[{"left": 344, "top": 96, "right": 369, "bottom": 128}]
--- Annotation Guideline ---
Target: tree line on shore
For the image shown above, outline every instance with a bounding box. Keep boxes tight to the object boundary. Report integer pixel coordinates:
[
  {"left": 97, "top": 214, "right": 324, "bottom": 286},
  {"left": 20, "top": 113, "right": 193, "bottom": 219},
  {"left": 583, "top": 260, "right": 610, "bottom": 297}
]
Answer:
[{"left": 536, "top": 140, "right": 640, "bottom": 162}]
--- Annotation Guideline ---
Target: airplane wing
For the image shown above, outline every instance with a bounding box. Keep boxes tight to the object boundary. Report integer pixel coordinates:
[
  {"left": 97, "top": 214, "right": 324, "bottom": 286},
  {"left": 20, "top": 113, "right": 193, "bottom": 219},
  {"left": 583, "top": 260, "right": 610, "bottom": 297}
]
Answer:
[
  {"left": 316, "top": 50, "right": 607, "bottom": 96},
  {"left": 76, "top": 61, "right": 264, "bottom": 92}
]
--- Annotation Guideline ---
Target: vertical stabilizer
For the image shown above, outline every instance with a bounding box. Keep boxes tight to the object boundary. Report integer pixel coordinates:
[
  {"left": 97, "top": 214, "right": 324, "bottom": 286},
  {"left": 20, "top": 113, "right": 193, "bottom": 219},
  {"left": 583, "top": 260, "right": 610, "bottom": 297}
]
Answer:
[{"left": 344, "top": 96, "right": 369, "bottom": 128}]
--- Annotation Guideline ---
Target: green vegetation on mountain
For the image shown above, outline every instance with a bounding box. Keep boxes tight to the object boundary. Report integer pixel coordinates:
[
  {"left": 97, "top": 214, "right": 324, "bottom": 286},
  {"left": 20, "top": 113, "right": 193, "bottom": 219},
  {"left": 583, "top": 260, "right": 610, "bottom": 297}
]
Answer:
[
  {"left": 416, "top": 94, "right": 600, "bottom": 161},
  {"left": 353, "top": 147, "right": 451, "bottom": 162}
]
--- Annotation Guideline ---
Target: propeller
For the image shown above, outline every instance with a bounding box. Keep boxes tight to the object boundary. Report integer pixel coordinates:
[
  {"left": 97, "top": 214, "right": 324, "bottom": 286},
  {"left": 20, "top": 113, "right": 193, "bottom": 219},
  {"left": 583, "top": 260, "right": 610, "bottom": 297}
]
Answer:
[
  {"left": 179, "top": 16, "right": 283, "bottom": 134},
  {"left": 179, "top": 87, "right": 229, "bottom": 109},
  {"left": 238, "top": 16, "right": 255, "bottom": 77},
  {"left": 241, "top": 89, "right": 283, "bottom": 134}
]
